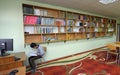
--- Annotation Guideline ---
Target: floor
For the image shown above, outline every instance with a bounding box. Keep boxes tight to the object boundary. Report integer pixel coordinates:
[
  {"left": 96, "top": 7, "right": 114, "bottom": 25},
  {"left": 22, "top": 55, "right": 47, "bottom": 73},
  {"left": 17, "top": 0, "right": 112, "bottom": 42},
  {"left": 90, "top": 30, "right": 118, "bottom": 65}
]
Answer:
[{"left": 26, "top": 47, "right": 120, "bottom": 75}]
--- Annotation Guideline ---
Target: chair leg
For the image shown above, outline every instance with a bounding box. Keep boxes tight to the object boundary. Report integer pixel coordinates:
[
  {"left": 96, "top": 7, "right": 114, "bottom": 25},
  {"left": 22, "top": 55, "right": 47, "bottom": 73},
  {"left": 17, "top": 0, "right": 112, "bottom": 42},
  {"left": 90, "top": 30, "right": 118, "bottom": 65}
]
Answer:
[
  {"left": 116, "top": 54, "right": 119, "bottom": 65},
  {"left": 106, "top": 51, "right": 109, "bottom": 61},
  {"left": 40, "top": 58, "right": 46, "bottom": 64}
]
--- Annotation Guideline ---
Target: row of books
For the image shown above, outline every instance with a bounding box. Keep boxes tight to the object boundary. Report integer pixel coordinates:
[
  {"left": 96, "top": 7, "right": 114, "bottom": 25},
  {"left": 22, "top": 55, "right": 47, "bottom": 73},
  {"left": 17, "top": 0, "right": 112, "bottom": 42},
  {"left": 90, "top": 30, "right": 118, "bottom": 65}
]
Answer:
[
  {"left": 24, "top": 16, "right": 65, "bottom": 25},
  {"left": 71, "top": 15, "right": 115, "bottom": 24},
  {"left": 66, "top": 14, "right": 111, "bottom": 23},
  {"left": 107, "top": 28, "right": 114, "bottom": 32},
  {"left": 42, "top": 32, "right": 110, "bottom": 41},
  {"left": 24, "top": 7, "right": 64, "bottom": 18},
  {"left": 34, "top": 8, "right": 65, "bottom": 17},
  {"left": 24, "top": 16, "right": 54, "bottom": 25},
  {"left": 23, "top": 6, "right": 116, "bottom": 24},
  {"left": 41, "top": 18, "right": 54, "bottom": 25},
  {"left": 74, "top": 21, "right": 105, "bottom": 27},
  {"left": 24, "top": 26, "right": 114, "bottom": 34},
  {"left": 72, "top": 27, "right": 114, "bottom": 32},
  {"left": 34, "top": 8, "right": 47, "bottom": 16},
  {"left": 75, "top": 21, "right": 115, "bottom": 27},
  {"left": 24, "top": 15, "right": 115, "bottom": 28},
  {"left": 24, "top": 26, "right": 65, "bottom": 34},
  {"left": 106, "top": 24, "right": 115, "bottom": 28},
  {"left": 66, "top": 13, "right": 79, "bottom": 19},
  {"left": 94, "top": 28, "right": 106, "bottom": 32},
  {"left": 23, "top": 6, "right": 47, "bottom": 16}
]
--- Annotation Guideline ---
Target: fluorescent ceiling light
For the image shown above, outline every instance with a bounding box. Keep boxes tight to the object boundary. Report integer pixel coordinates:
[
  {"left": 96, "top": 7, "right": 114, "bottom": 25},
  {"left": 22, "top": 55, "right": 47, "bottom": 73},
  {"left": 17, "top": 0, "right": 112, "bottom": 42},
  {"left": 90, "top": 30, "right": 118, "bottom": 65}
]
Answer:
[{"left": 99, "top": 0, "right": 118, "bottom": 4}]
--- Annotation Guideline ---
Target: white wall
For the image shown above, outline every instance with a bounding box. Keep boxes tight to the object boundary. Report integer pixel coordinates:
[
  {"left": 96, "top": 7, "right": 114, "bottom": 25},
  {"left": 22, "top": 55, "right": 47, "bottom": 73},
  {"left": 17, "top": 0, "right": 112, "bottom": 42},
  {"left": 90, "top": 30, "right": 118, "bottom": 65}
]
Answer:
[{"left": 0, "top": 0, "right": 116, "bottom": 65}]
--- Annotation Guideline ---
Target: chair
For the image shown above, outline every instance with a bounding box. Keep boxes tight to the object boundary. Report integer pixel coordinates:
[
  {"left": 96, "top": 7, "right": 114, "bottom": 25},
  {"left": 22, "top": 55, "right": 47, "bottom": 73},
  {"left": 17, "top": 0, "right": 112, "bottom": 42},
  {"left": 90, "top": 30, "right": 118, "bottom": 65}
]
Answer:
[
  {"left": 40, "top": 46, "right": 47, "bottom": 63},
  {"left": 36, "top": 46, "right": 47, "bottom": 65},
  {"left": 106, "top": 44, "right": 118, "bottom": 64}
]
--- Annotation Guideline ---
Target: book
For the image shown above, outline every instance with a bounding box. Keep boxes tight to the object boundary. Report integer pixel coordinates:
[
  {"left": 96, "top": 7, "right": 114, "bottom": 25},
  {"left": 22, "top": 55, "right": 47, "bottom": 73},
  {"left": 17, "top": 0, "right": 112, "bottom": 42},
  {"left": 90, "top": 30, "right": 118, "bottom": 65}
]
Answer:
[
  {"left": 73, "top": 27, "right": 79, "bottom": 32},
  {"left": 24, "top": 26, "right": 35, "bottom": 34},
  {"left": 36, "top": 17, "right": 41, "bottom": 24},
  {"left": 43, "top": 10, "right": 48, "bottom": 16},
  {"left": 53, "top": 27, "right": 58, "bottom": 33},
  {"left": 34, "top": 8, "right": 40, "bottom": 15},
  {"left": 55, "top": 19, "right": 65, "bottom": 26},
  {"left": 75, "top": 21, "right": 81, "bottom": 26},
  {"left": 80, "top": 15, "right": 83, "bottom": 20},
  {"left": 83, "top": 22, "right": 88, "bottom": 27},
  {"left": 67, "top": 20, "right": 74, "bottom": 26},
  {"left": 23, "top": 6, "right": 33, "bottom": 14},
  {"left": 24, "top": 16, "right": 38, "bottom": 24},
  {"left": 40, "top": 9, "right": 44, "bottom": 16},
  {"left": 60, "top": 27, "right": 65, "bottom": 32}
]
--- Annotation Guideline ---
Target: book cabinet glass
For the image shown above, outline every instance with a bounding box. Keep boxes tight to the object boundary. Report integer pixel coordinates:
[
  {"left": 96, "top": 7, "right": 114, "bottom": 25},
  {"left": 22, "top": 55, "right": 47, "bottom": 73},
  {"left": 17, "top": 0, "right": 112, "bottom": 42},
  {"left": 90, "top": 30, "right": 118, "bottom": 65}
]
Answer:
[{"left": 23, "top": 4, "right": 116, "bottom": 44}]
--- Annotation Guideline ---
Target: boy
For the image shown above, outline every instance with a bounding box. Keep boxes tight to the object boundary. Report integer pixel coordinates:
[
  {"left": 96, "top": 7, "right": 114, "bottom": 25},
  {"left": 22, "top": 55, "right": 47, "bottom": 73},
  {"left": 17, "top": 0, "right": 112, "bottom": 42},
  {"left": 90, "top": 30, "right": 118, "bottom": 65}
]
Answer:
[{"left": 28, "top": 43, "right": 45, "bottom": 73}]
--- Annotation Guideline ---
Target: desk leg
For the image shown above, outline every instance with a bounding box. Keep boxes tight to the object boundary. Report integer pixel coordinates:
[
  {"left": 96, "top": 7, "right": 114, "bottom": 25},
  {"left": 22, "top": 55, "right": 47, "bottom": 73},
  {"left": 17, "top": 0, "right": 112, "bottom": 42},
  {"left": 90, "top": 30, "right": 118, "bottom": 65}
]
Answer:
[{"left": 117, "top": 47, "right": 120, "bottom": 65}]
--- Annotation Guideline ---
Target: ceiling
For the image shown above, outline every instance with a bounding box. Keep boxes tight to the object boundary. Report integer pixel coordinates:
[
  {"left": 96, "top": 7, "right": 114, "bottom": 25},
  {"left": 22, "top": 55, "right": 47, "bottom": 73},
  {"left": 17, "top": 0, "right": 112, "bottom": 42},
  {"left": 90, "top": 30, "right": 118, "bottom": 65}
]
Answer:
[{"left": 28, "top": 0, "right": 120, "bottom": 19}]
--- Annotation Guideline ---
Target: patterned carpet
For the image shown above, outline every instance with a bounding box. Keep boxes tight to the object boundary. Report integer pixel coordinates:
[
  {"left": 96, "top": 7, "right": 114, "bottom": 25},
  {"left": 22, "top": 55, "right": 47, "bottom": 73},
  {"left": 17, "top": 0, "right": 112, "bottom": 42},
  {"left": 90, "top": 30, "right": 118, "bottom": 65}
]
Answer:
[{"left": 26, "top": 49, "right": 120, "bottom": 75}]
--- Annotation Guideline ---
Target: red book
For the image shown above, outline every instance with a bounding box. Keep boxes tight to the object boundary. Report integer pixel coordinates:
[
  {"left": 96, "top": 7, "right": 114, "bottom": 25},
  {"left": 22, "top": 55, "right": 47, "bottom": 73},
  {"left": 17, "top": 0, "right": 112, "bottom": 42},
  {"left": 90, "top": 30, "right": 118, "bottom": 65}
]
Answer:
[
  {"left": 29, "top": 16, "right": 37, "bottom": 24},
  {"left": 24, "top": 16, "right": 38, "bottom": 24}
]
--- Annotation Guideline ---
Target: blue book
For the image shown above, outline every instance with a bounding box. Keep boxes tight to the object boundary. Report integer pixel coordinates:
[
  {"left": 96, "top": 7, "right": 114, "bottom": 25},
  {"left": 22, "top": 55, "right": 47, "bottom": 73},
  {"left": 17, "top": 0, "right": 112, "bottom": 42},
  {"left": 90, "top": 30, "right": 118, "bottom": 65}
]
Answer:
[{"left": 36, "top": 17, "right": 41, "bottom": 24}]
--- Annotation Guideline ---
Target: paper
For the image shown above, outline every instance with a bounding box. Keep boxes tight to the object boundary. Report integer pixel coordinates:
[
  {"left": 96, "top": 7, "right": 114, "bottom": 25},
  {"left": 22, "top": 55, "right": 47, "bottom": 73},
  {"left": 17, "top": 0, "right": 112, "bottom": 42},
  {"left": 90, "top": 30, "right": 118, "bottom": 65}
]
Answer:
[{"left": 29, "top": 51, "right": 37, "bottom": 56}]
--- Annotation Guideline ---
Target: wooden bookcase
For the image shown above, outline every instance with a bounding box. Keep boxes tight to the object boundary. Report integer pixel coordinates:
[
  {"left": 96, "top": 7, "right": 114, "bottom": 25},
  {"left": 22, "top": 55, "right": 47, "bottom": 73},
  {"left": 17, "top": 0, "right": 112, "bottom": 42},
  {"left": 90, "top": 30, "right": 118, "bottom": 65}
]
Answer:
[{"left": 23, "top": 4, "right": 116, "bottom": 44}]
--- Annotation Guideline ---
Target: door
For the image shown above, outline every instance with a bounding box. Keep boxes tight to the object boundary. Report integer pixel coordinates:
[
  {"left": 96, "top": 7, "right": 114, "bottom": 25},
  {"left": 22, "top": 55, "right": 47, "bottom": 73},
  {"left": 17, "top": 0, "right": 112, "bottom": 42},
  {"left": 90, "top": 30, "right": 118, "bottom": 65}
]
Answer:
[{"left": 116, "top": 24, "right": 120, "bottom": 41}]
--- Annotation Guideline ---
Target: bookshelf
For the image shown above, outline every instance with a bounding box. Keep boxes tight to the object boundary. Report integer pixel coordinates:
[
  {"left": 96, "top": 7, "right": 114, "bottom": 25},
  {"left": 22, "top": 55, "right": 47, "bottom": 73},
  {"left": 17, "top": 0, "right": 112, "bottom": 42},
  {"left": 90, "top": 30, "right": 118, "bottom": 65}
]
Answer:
[{"left": 23, "top": 4, "right": 116, "bottom": 44}]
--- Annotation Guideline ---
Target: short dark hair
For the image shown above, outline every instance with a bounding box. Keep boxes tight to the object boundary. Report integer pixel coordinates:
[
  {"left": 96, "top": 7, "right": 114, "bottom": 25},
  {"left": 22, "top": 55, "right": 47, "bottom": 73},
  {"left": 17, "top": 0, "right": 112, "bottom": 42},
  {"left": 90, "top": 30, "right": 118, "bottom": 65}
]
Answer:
[{"left": 30, "top": 43, "right": 37, "bottom": 48}]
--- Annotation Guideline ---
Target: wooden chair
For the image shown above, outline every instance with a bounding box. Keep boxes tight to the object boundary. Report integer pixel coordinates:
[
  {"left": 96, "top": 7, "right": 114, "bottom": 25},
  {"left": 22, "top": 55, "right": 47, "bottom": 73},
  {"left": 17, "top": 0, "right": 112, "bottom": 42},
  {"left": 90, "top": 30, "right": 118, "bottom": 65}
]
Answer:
[
  {"left": 36, "top": 46, "right": 47, "bottom": 65},
  {"left": 106, "top": 44, "right": 118, "bottom": 64},
  {"left": 41, "top": 46, "right": 47, "bottom": 63}
]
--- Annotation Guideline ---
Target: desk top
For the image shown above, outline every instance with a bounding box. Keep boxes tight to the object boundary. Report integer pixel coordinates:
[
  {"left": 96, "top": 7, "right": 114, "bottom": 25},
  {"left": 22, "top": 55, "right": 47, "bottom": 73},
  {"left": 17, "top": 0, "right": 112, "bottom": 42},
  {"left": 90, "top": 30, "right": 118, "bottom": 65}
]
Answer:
[
  {"left": 109, "top": 43, "right": 120, "bottom": 48},
  {"left": 12, "top": 52, "right": 26, "bottom": 61},
  {"left": 0, "top": 52, "right": 26, "bottom": 61}
]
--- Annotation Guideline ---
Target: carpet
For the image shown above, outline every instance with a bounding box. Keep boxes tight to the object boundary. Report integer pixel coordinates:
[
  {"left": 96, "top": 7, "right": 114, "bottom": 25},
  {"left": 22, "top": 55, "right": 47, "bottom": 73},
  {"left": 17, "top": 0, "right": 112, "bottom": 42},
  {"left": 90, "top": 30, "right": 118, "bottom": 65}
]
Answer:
[{"left": 26, "top": 50, "right": 120, "bottom": 75}]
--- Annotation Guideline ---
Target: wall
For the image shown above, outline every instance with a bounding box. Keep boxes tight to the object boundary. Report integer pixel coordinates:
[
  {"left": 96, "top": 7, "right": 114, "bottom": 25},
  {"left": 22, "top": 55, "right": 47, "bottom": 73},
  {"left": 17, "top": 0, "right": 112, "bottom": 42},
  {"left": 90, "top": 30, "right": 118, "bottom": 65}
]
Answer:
[
  {"left": 0, "top": 0, "right": 116, "bottom": 65},
  {"left": 117, "top": 19, "right": 120, "bottom": 24}
]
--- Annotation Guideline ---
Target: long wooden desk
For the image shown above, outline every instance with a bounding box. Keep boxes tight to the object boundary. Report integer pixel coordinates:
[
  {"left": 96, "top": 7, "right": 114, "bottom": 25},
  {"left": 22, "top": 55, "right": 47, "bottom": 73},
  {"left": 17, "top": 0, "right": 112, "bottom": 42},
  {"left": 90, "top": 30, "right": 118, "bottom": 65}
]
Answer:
[
  {"left": 0, "top": 52, "right": 26, "bottom": 75},
  {"left": 107, "top": 42, "right": 120, "bottom": 65}
]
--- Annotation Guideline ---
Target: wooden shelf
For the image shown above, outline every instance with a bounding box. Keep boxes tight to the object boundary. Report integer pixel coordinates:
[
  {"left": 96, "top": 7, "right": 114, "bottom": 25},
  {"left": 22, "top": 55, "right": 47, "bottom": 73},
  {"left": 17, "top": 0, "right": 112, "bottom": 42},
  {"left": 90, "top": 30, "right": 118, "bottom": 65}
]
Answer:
[{"left": 23, "top": 4, "right": 116, "bottom": 44}]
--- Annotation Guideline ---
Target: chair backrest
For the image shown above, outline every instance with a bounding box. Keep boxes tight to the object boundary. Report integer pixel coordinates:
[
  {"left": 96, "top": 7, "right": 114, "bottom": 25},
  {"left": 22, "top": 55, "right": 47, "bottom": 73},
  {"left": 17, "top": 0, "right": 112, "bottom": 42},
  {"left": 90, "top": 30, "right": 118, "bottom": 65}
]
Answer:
[
  {"left": 107, "top": 44, "right": 116, "bottom": 50},
  {"left": 40, "top": 46, "right": 47, "bottom": 63},
  {"left": 42, "top": 46, "right": 47, "bottom": 52}
]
